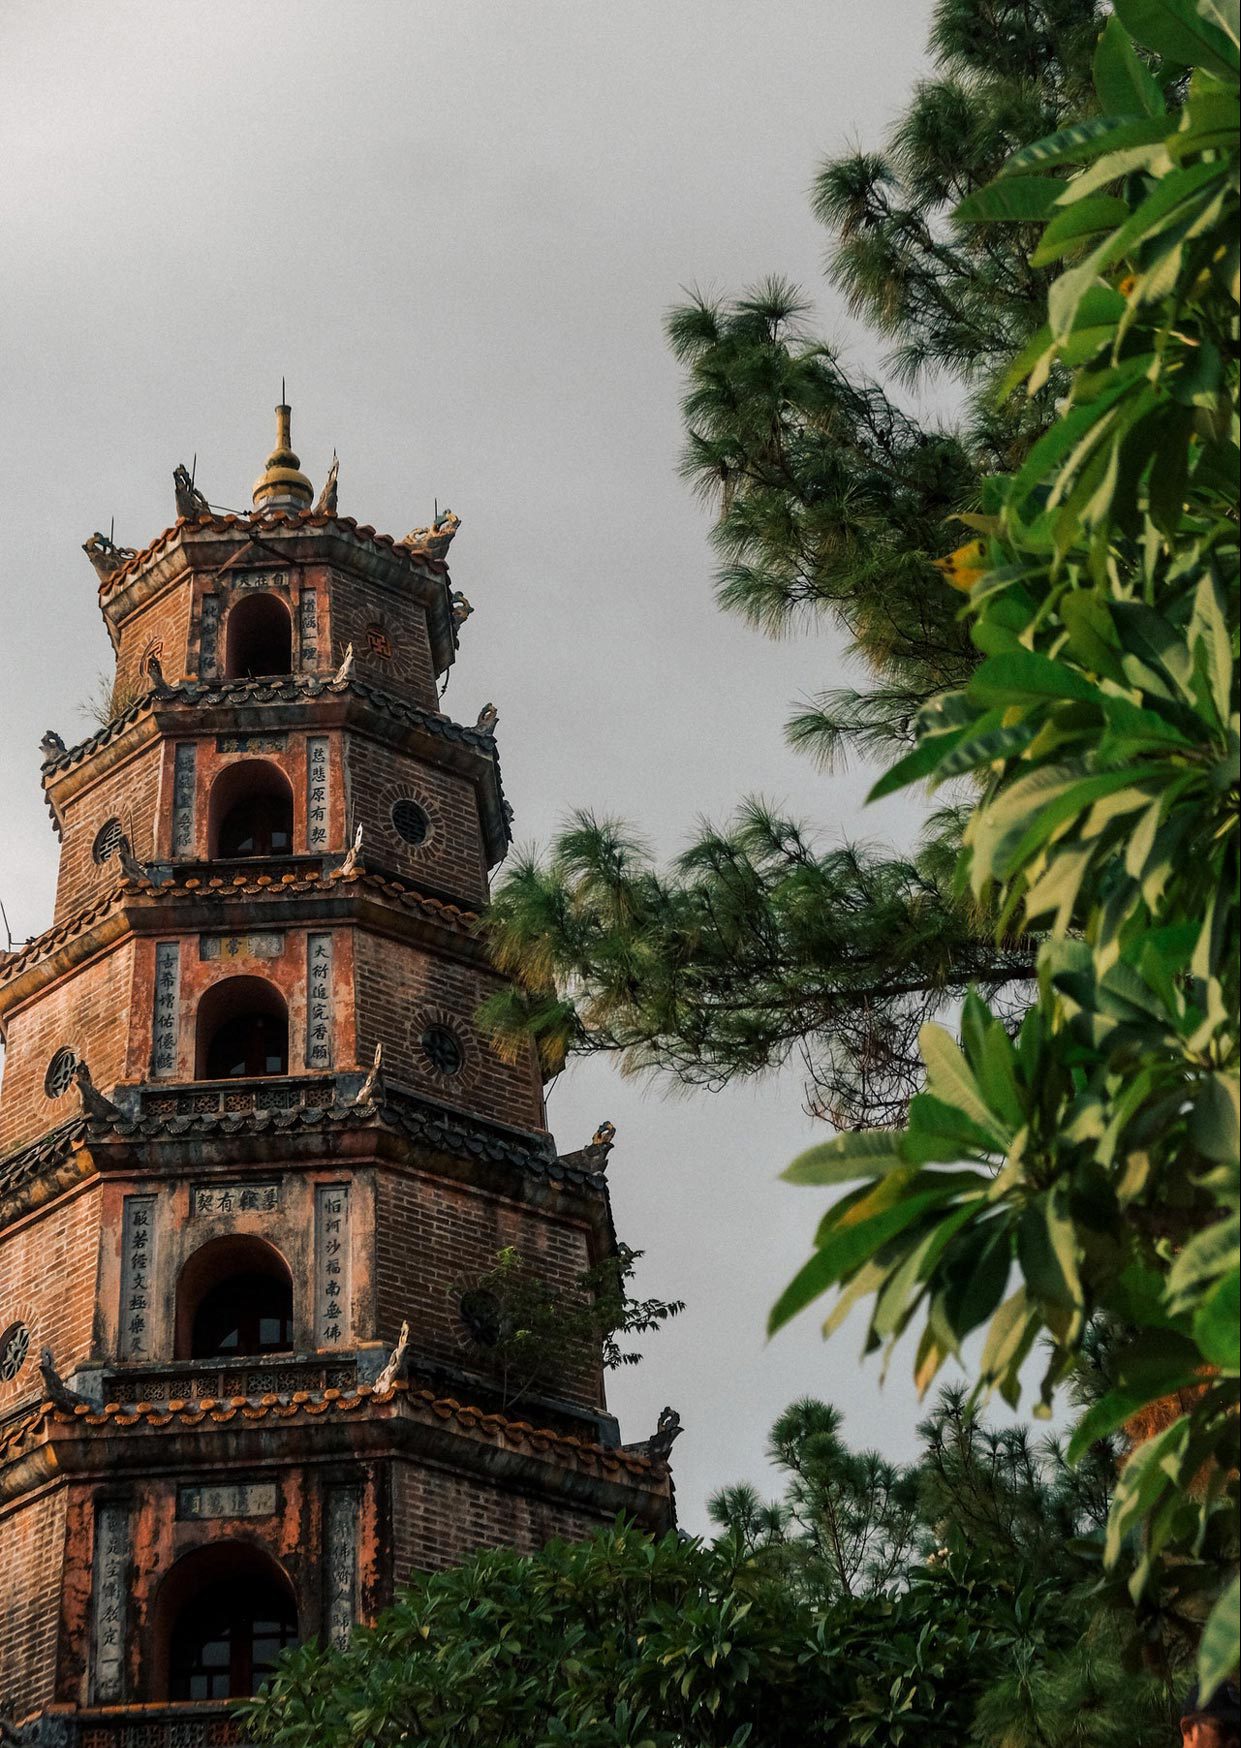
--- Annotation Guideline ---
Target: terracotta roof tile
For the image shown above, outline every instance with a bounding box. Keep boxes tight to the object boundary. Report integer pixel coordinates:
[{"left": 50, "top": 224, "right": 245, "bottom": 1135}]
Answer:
[
  {"left": 0, "top": 1379, "right": 666, "bottom": 1484},
  {"left": 97, "top": 511, "right": 449, "bottom": 601}
]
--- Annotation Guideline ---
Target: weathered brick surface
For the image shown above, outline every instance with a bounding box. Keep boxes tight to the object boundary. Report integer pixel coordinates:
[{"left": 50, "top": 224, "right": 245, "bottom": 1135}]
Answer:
[
  {"left": 353, "top": 929, "right": 545, "bottom": 1131},
  {"left": 0, "top": 1485, "right": 68, "bottom": 1714},
  {"left": 52, "top": 740, "right": 164, "bottom": 925},
  {"left": 113, "top": 581, "right": 194, "bottom": 699},
  {"left": 327, "top": 570, "right": 439, "bottom": 709},
  {"left": 344, "top": 733, "right": 489, "bottom": 904},
  {"left": 391, "top": 1462, "right": 609, "bottom": 1582},
  {"left": 375, "top": 1169, "right": 601, "bottom": 1410},
  {"left": 0, "top": 1186, "right": 103, "bottom": 1413},
  {"left": 0, "top": 944, "right": 136, "bottom": 1156}
]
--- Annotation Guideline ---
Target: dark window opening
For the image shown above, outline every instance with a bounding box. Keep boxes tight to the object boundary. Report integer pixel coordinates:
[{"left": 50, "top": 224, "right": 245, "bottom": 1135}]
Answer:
[
  {"left": 169, "top": 1574, "right": 298, "bottom": 1699},
  {"left": 191, "top": 1272, "right": 293, "bottom": 1359},
  {"left": 217, "top": 794, "right": 293, "bottom": 859},
  {"left": 224, "top": 593, "right": 293, "bottom": 679},
  {"left": 205, "top": 1012, "right": 288, "bottom": 1079}
]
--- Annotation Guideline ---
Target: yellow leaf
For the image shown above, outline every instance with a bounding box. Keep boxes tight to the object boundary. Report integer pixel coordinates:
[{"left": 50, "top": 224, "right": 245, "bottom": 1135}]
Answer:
[{"left": 933, "top": 540, "right": 988, "bottom": 592}]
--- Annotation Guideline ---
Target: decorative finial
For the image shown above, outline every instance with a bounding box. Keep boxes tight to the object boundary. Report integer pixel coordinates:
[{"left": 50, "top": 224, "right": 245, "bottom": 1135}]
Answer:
[{"left": 252, "top": 396, "right": 313, "bottom": 513}]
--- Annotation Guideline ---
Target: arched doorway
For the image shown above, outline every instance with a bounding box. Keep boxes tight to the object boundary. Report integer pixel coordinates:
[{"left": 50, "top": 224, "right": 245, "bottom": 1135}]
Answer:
[
  {"left": 223, "top": 593, "right": 293, "bottom": 679},
  {"left": 156, "top": 1543, "right": 299, "bottom": 1699},
  {"left": 175, "top": 1233, "right": 294, "bottom": 1360},
  {"left": 208, "top": 760, "right": 295, "bottom": 860},
  {"left": 195, "top": 977, "right": 289, "bottom": 1080}
]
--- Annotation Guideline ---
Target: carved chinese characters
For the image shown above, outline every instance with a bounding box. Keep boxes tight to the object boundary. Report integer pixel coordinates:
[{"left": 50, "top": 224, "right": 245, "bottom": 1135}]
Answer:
[
  {"left": 191, "top": 1182, "right": 279, "bottom": 1217},
  {"left": 178, "top": 1480, "right": 278, "bottom": 1520},
  {"left": 151, "top": 940, "right": 181, "bottom": 1078},
  {"left": 90, "top": 1500, "right": 129, "bottom": 1703},
  {"left": 172, "top": 743, "right": 196, "bottom": 858},
  {"left": 314, "top": 1184, "right": 351, "bottom": 1347},
  {"left": 325, "top": 1486, "right": 360, "bottom": 1647},
  {"left": 307, "top": 932, "right": 333, "bottom": 1069},
  {"left": 118, "top": 1195, "right": 158, "bottom": 1361},
  {"left": 198, "top": 593, "right": 219, "bottom": 676},
  {"left": 307, "top": 736, "right": 329, "bottom": 854},
  {"left": 300, "top": 588, "right": 320, "bottom": 669}
]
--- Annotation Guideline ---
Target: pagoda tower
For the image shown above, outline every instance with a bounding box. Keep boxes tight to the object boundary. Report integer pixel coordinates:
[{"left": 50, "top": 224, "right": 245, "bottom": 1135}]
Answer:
[{"left": 0, "top": 410, "right": 675, "bottom": 1744}]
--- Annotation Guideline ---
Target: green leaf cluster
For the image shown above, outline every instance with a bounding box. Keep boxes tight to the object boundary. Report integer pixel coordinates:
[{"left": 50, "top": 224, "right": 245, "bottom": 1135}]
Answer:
[
  {"left": 777, "top": 0, "right": 1240, "bottom": 1698},
  {"left": 245, "top": 1391, "right": 1173, "bottom": 1747}
]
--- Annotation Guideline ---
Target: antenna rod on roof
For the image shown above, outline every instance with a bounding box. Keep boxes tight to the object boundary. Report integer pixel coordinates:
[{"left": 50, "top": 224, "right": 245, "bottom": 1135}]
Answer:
[
  {"left": 0, "top": 897, "right": 16, "bottom": 953},
  {"left": 282, "top": 376, "right": 286, "bottom": 405}
]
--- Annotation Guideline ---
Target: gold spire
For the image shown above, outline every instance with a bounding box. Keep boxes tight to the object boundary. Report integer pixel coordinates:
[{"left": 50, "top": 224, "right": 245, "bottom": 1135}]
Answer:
[{"left": 252, "top": 398, "right": 313, "bottom": 512}]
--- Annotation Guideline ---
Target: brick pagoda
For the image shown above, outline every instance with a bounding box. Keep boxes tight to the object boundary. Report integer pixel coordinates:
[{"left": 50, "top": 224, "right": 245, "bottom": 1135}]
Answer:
[{"left": 0, "top": 409, "right": 675, "bottom": 1743}]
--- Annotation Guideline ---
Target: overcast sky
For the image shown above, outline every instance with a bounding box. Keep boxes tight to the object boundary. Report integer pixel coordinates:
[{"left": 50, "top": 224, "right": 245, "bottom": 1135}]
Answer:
[{"left": 0, "top": 0, "right": 1012, "bottom": 1533}]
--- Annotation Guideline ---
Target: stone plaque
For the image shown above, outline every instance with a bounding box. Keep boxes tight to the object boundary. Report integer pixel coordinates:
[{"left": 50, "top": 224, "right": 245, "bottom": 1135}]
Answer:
[
  {"left": 216, "top": 731, "right": 289, "bottom": 754},
  {"left": 118, "top": 1194, "right": 158, "bottom": 1361},
  {"left": 232, "top": 569, "right": 289, "bottom": 591},
  {"left": 314, "top": 1183, "right": 351, "bottom": 1347},
  {"left": 307, "top": 736, "right": 329, "bottom": 854},
  {"left": 199, "top": 594, "right": 220, "bottom": 676},
  {"left": 178, "top": 1480, "right": 278, "bottom": 1520},
  {"left": 299, "top": 588, "right": 320, "bottom": 669},
  {"left": 172, "top": 743, "right": 196, "bottom": 858},
  {"left": 90, "top": 1500, "right": 129, "bottom": 1703},
  {"left": 151, "top": 939, "right": 181, "bottom": 1079},
  {"left": 306, "top": 932, "right": 333, "bottom": 1069},
  {"left": 192, "top": 1181, "right": 280, "bottom": 1217},
  {"left": 200, "top": 931, "right": 285, "bottom": 961},
  {"left": 325, "top": 1486, "right": 360, "bottom": 1648}
]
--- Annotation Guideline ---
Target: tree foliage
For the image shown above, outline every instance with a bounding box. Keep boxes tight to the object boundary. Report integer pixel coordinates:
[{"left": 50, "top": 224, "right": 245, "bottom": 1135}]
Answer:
[
  {"left": 245, "top": 1391, "right": 1173, "bottom": 1747},
  {"left": 456, "top": 1244, "right": 682, "bottom": 1413},
  {"left": 774, "top": 0, "right": 1240, "bottom": 1697},
  {"left": 483, "top": 0, "right": 1111, "bottom": 1130}
]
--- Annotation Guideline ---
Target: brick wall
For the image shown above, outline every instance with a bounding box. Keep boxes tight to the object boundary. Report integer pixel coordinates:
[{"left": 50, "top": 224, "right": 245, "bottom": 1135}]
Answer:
[
  {"left": 114, "top": 581, "right": 194, "bottom": 699},
  {"left": 52, "top": 741, "right": 164, "bottom": 925},
  {"left": 0, "top": 1485, "right": 68, "bottom": 1714},
  {"left": 0, "top": 945, "right": 136, "bottom": 1157},
  {"left": 344, "top": 734, "right": 489, "bottom": 905},
  {"left": 353, "top": 930, "right": 544, "bottom": 1131},
  {"left": 375, "top": 1169, "right": 601, "bottom": 1410},
  {"left": 327, "top": 571, "right": 439, "bottom": 709},
  {"left": 390, "top": 1461, "right": 610, "bottom": 1583},
  {"left": 0, "top": 1185, "right": 103, "bottom": 1413}
]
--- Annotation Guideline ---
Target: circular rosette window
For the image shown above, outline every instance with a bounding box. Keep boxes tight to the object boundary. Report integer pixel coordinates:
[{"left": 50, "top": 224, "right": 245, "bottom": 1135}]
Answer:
[
  {"left": 407, "top": 1007, "right": 477, "bottom": 1091},
  {"left": 0, "top": 1321, "right": 31, "bottom": 1383}
]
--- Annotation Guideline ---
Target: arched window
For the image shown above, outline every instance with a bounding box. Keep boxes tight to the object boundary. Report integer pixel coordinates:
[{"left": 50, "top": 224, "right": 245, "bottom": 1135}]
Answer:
[
  {"left": 196, "top": 976, "right": 288, "bottom": 1080},
  {"left": 176, "top": 1234, "right": 294, "bottom": 1360},
  {"left": 208, "top": 761, "right": 295, "bottom": 860},
  {"left": 157, "top": 1545, "right": 298, "bottom": 1700},
  {"left": 224, "top": 593, "right": 292, "bottom": 679}
]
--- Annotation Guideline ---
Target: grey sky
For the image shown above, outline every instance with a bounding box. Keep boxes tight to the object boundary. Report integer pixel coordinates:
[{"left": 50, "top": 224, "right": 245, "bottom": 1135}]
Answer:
[{"left": 0, "top": 0, "right": 989, "bottom": 1534}]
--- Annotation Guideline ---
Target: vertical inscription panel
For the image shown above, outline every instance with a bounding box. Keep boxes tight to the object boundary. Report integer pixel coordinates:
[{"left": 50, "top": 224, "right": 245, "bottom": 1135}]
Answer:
[
  {"left": 300, "top": 588, "right": 320, "bottom": 670},
  {"left": 90, "top": 1500, "right": 129, "bottom": 1703},
  {"left": 151, "top": 940, "right": 181, "bottom": 1078},
  {"left": 306, "top": 931, "right": 333, "bottom": 1069},
  {"left": 325, "top": 1486, "right": 360, "bottom": 1648},
  {"left": 307, "top": 736, "right": 329, "bottom": 854},
  {"left": 314, "top": 1183, "right": 351, "bottom": 1347},
  {"left": 119, "top": 1194, "right": 158, "bottom": 1361},
  {"left": 172, "top": 742, "right": 197, "bottom": 858},
  {"left": 199, "top": 594, "right": 220, "bottom": 677}
]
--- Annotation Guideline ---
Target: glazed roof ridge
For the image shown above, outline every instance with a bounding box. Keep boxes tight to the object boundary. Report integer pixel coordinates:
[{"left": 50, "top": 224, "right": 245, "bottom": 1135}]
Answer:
[
  {"left": 97, "top": 510, "right": 450, "bottom": 601},
  {"left": 40, "top": 673, "right": 500, "bottom": 779},
  {"left": 18, "top": 1379, "right": 663, "bottom": 1480}
]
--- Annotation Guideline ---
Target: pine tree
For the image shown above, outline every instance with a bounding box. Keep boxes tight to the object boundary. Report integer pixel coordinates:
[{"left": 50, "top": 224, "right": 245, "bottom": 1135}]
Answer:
[{"left": 484, "top": 0, "right": 1108, "bottom": 1128}]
